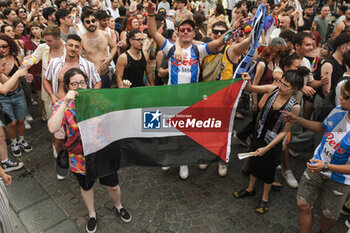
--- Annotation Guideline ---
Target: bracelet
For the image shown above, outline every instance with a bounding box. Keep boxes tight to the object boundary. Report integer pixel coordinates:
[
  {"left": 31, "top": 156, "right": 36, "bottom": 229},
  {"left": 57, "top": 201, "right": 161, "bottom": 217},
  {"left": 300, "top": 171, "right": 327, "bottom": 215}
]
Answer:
[{"left": 148, "top": 14, "right": 155, "bottom": 17}]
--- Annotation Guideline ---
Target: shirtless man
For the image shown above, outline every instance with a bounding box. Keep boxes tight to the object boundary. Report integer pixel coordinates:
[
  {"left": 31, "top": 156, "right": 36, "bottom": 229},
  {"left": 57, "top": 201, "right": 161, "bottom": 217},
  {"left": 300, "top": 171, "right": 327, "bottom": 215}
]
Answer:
[
  {"left": 81, "top": 10, "right": 117, "bottom": 88},
  {"left": 96, "top": 10, "right": 117, "bottom": 44},
  {"left": 43, "top": 34, "right": 101, "bottom": 180}
]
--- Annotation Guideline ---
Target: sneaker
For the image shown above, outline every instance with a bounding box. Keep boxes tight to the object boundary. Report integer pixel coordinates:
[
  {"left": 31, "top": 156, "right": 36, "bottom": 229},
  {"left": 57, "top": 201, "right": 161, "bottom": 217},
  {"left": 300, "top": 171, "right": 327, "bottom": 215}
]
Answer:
[
  {"left": 282, "top": 170, "right": 298, "bottom": 188},
  {"left": 161, "top": 167, "right": 170, "bottom": 171},
  {"left": 18, "top": 139, "right": 33, "bottom": 153},
  {"left": 25, "top": 115, "right": 33, "bottom": 122},
  {"left": 345, "top": 217, "right": 350, "bottom": 228},
  {"left": 341, "top": 199, "right": 350, "bottom": 215},
  {"left": 218, "top": 163, "right": 228, "bottom": 177},
  {"left": 232, "top": 131, "right": 249, "bottom": 147},
  {"left": 24, "top": 120, "right": 31, "bottom": 130},
  {"left": 116, "top": 208, "right": 132, "bottom": 223},
  {"left": 86, "top": 216, "right": 97, "bottom": 233},
  {"left": 31, "top": 98, "right": 38, "bottom": 106},
  {"left": 179, "top": 165, "right": 189, "bottom": 179},
  {"left": 10, "top": 143, "right": 22, "bottom": 157},
  {"left": 199, "top": 164, "right": 208, "bottom": 170},
  {"left": 289, "top": 148, "right": 299, "bottom": 157},
  {"left": 1, "top": 159, "right": 24, "bottom": 172}
]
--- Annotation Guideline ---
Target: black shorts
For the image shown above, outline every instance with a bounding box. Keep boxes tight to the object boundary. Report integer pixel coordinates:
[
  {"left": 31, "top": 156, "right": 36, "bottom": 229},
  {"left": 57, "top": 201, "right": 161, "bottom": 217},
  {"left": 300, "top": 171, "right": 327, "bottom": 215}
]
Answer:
[{"left": 73, "top": 172, "right": 119, "bottom": 191}]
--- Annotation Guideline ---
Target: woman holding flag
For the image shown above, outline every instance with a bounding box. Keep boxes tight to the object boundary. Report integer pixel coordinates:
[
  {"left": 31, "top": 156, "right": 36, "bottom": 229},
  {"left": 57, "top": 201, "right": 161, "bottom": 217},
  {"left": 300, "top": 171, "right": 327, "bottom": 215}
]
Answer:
[{"left": 48, "top": 68, "right": 132, "bottom": 233}]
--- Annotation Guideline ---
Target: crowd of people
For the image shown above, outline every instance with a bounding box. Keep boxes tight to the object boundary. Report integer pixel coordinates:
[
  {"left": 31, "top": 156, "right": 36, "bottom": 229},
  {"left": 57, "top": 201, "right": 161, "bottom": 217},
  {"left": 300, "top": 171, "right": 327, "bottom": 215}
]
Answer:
[{"left": 1, "top": 0, "right": 350, "bottom": 232}]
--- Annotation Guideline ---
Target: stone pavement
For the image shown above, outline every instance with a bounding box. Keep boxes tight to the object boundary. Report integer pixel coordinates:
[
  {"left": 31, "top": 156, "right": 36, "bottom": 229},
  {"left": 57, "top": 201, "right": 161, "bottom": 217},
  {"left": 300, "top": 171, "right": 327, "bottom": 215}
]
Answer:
[{"left": 4, "top": 106, "right": 350, "bottom": 233}]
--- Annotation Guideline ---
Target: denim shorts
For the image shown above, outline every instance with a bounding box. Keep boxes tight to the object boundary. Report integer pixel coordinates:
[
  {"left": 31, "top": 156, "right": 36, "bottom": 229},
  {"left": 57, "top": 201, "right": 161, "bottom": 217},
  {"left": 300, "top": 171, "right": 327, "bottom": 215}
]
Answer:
[
  {"left": 297, "top": 168, "right": 350, "bottom": 219},
  {"left": 0, "top": 86, "right": 29, "bottom": 122}
]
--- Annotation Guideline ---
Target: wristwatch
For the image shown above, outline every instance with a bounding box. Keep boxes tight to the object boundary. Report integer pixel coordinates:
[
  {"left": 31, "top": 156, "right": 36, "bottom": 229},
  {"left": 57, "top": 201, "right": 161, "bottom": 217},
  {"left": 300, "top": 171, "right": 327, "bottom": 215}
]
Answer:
[{"left": 322, "top": 162, "right": 329, "bottom": 172}]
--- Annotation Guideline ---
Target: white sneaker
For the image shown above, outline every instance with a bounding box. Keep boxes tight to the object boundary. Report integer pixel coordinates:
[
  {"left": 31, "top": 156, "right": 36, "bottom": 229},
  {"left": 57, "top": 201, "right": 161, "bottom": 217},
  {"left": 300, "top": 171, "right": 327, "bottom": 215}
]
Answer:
[
  {"left": 179, "top": 165, "right": 189, "bottom": 179},
  {"left": 31, "top": 98, "right": 38, "bottom": 106},
  {"left": 283, "top": 170, "right": 298, "bottom": 188},
  {"left": 199, "top": 164, "right": 208, "bottom": 170},
  {"left": 161, "top": 167, "right": 170, "bottom": 171},
  {"left": 24, "top": 120, "right": 31, "bottom": 130},
  {"left": 25, "top": 115, "right": 33, "bottom": 122},
  {"left": 218, "top": 163, "right": 227, "bottom": 177},
  {"left": 345, "top": 218, "right": 350, "bottom": 228}
]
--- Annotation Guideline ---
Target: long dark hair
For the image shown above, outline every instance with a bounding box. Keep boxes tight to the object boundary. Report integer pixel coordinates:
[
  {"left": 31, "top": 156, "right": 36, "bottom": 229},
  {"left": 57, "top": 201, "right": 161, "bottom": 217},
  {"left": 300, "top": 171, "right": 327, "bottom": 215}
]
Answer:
[
  {"left": 63, "top": 68, "right": 89, "bottom": 93},
  {"left": 0, "top": 35, "right": 19, "bottom": 56}
]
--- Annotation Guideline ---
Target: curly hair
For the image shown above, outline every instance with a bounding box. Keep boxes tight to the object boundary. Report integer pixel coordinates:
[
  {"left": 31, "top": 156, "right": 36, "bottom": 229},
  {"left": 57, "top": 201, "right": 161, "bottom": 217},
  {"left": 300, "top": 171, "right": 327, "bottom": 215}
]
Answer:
[
  {"left": 259, "top": 44, "right": 291, "bottom": 63},
  {"left": 0, "top": 35, "right": 19, "bottom": 56}
]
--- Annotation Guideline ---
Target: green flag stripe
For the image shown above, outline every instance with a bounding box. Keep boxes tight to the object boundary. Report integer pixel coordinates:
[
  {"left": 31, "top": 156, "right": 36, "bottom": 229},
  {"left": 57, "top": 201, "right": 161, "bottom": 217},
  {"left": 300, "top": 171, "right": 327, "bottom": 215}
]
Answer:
[{"left": 75, "top": 79, "right": 241, "bottom": 122}]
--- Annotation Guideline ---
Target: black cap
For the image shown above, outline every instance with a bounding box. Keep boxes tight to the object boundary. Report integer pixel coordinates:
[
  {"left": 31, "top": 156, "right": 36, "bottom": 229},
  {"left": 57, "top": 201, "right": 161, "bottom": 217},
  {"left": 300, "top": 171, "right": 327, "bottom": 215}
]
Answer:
[
  {"left": 158, "top": 8, "right": 166, "bottom": 14},
  {"left": 178, "top": 19, "right": 195, "bottom": 29}
]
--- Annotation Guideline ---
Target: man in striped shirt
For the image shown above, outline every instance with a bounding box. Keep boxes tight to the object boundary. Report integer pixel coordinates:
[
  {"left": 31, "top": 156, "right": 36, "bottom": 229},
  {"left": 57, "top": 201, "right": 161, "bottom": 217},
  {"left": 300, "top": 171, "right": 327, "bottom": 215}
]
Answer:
[{"left": 43, "top": 34, "right": 101, "bottom": 179}]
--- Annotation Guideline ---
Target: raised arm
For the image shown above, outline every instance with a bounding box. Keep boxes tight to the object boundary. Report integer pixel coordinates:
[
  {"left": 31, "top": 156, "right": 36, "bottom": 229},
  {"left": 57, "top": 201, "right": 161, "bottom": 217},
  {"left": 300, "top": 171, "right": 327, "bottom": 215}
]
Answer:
[
  {"left": 146, "top": 1, "right": 165, "bottom": 48},
  {"left": 227, "top": 33, "right": 252, "bottom": 62}
]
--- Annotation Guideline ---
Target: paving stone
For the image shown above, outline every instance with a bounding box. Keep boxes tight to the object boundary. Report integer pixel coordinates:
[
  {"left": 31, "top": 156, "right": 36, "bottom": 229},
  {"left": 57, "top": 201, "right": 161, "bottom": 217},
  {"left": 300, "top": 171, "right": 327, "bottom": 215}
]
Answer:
[
  {"left": 9, "top": 206, "right": 28, "bottom": 233},
  {"left": 45, "top": 219, "right": 82, "bottom": 233},
  {"left": 6, "top": 172, "right": 49, "bottom": 212},
  {"left": 18, "top": 199, "right": 66, "bottom": 232}
]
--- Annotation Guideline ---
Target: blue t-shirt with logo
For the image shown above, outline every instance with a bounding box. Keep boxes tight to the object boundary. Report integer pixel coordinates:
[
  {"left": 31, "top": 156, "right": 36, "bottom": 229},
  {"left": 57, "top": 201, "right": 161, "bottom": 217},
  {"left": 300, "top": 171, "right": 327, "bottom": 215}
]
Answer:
[{"left": 313, "top": 106, "right": 350, "bottom": 184}]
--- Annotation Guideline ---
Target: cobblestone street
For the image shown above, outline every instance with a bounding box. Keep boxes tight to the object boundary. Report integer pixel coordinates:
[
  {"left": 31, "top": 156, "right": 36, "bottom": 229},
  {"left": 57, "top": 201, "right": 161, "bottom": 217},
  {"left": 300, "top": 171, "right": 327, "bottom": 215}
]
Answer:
[{"left": 5, "top": 106, "right": 349, "bottom": 233}]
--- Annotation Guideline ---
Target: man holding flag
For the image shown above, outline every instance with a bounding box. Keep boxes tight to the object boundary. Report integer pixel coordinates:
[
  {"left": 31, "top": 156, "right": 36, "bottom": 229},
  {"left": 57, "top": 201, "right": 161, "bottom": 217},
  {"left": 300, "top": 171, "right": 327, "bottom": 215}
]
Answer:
[{"left": 146, "top": 0, "right": 229, "bottom": 179}]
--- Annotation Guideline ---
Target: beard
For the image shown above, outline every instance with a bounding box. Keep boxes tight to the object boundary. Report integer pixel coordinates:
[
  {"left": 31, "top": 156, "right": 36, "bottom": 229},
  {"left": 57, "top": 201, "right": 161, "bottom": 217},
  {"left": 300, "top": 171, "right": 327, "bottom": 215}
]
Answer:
[{"left": 86, "top": 25, "right": 96, "bottom": 32}]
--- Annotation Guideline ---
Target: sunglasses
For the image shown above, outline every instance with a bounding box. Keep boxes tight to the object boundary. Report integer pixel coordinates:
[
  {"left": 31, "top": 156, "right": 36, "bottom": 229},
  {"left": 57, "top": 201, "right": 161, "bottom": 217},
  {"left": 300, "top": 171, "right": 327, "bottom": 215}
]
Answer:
[
  {"left": 179, "top": 27, "right": 193, "bottom": 33},
  {"left": 19, "top": 10, "right": 26, "bottom": 13},
  {"left": 342, "top": 91, "right": 350, "bottom": 100},
  {"left": 0, "top": 44, "right": 9, "bottom": 49},
  {"left": 212, "top": 29, "right": 227, "bottom": 35},
  {"left": 84, "top": 19, "right": 96, "bottom": 24}
]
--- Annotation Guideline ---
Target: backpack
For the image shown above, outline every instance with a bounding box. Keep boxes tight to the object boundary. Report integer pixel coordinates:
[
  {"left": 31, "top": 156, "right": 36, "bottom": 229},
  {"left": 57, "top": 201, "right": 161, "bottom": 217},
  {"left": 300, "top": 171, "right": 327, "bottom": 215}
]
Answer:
[{"left": 201, "top": 50, "right": 224, "bottom": 82}]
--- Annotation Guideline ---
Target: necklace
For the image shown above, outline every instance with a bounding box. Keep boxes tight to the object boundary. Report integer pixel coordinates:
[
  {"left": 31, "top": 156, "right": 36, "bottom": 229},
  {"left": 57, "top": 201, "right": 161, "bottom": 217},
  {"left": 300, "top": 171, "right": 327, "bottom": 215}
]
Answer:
[{"left": 129, "top": 49, "right": 141, "bottom": 58}]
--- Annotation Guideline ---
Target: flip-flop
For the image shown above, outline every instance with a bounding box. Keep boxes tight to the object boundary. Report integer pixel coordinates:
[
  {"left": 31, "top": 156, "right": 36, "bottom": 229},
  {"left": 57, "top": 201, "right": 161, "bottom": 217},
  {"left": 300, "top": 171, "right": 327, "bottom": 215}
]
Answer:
[
  {"left": 233, "top": 188, "right": 256, "bottom": 199},
  {"left": 271, "top": 182, "right": 283, "bottom": 191},
  {"left": 256, "top": 200, "right": 269, "bottom": 214}
]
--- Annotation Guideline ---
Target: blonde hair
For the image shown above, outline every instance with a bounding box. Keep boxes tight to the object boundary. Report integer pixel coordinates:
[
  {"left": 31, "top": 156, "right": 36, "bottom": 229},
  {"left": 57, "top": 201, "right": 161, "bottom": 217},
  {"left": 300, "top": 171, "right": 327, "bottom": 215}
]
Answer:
[{"left": 42, "top": 25, "right": 61, "bottom": 38}]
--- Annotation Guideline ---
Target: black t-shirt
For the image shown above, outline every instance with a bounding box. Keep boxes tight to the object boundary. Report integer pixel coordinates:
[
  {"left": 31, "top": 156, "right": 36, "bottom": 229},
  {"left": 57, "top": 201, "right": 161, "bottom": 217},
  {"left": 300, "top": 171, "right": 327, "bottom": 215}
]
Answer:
[{"left": 298, "top": 16, "right": 314, "bottom": 31}]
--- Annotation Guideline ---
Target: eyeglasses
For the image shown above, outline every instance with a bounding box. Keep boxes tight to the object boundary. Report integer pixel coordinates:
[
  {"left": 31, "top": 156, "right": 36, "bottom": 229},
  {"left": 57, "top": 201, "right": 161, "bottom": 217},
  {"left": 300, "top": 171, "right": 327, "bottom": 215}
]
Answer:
[
  {"left": 179, "top": 27, "right": 193, "bottom": 33},
  {"left": 132, "top": 38, "right": 145, "bottom": 42},
  {"left": 19, "top": 10, "right": 26, "bottom": 13},
  {"left": 69, "top": 80, "right": 87, "bottom": 88},
  {"left": 342, "top": 91, "right": 350, "bottom": 100},
  {"left": 0, "top": 44, "right": 9, "bottom": 49},
  {"left": 212, "top": 29, "right": 227, "bottom": 35},
  {"left": 84, "top": 19, "right": 96, "bottom": 24},
  {"left": 277, "top": 79, "right": 292, "bottom": 89}
]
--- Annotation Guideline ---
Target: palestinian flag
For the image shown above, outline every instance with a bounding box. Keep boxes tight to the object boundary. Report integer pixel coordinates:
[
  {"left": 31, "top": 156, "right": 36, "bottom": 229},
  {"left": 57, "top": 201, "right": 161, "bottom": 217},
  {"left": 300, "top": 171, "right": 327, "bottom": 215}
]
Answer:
[{"left": 75, "top": 79, "right": 245, "bottom": 181}]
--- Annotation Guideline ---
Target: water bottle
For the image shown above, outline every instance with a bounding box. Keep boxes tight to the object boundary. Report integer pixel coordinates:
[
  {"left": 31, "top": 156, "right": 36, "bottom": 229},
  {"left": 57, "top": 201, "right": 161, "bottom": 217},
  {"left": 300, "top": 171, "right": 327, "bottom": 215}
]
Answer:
[{"left": 21, "top": 57, "right": 38, "bottom": 82}]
